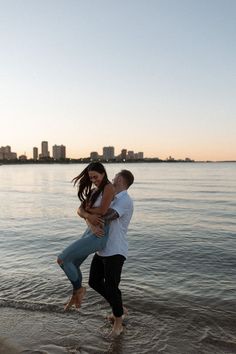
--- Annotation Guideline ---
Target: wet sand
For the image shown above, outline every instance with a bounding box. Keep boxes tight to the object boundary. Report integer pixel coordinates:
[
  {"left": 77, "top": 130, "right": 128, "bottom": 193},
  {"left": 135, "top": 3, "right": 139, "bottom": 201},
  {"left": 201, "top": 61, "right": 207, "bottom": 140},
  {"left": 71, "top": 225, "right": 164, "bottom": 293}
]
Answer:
[
  {"left": 0, "top": 306, "right": 115, "bottom": 354},
  {"left": 2, "top": 302, "right": 236, "bottom": 354},
  {"left": 0, "top": 303, "right": 144, "bottom": 354}
]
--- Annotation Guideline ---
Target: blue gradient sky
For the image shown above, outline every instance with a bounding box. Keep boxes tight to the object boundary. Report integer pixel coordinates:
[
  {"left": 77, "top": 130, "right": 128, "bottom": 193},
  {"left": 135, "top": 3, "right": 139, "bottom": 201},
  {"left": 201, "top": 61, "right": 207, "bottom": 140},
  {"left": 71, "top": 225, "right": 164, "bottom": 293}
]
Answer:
[{"left": 0, "top": 0, "right": 235, "bottom": 160}]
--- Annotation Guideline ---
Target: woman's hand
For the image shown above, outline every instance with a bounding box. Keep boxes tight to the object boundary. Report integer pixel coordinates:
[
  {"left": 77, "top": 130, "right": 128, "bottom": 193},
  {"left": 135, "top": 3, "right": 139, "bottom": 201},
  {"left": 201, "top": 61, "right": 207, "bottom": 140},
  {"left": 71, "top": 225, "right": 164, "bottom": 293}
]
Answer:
[{"left": 77, "top": 206, "right": 104, "bottom": 226}]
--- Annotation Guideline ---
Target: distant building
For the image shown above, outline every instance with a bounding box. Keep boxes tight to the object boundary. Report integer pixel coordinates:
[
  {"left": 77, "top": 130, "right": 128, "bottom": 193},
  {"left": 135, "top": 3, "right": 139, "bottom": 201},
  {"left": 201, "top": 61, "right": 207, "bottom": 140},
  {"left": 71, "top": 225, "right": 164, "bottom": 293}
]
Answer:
[
  {"left": 121, "top": 149, "right": 127, "bottom": 161},
  {"left": 127, "top": 150, "right": 134, "bottom": 160},
  {"left": 41, "top": 141, "right": 50, "bottom": 158},
  {"left": 19, "top": 154, "right": 27, "bottom": 161},
  {"left": 33, "top": 147, "right": 38, "bottom": 161},
  {"left": 137, "top": 152, "right": 144, "bottom": 159},
  {"left": 90, "top": 151, "right": 99, "bottom": 161},
  {"left": 0, "top": 146, "right": 17, "bottom": 160},
  {"left": 52, "top": 145, "right": 66, "bottom": 160},
  {"left": 103, "top": 146, "right": 115, "bottom": 161}
]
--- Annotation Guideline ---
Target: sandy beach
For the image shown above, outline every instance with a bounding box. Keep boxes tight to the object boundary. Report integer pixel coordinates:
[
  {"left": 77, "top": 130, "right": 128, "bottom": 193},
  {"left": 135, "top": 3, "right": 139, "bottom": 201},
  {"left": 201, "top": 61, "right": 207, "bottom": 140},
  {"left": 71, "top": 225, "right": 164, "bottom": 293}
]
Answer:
[
  {"left": 0, "top": 306, "right": 80, "bottom": 354},
  {"left": 0, "top": 305, "right": 119, "bottom": 354}
]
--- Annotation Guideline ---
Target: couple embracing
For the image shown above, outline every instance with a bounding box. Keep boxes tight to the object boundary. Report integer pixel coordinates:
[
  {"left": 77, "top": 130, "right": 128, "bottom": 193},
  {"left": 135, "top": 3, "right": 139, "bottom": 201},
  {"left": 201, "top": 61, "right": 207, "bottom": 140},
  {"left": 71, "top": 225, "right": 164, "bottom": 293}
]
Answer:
[{"left": 57, "top": 162, "right": 134, "bottom": 336}]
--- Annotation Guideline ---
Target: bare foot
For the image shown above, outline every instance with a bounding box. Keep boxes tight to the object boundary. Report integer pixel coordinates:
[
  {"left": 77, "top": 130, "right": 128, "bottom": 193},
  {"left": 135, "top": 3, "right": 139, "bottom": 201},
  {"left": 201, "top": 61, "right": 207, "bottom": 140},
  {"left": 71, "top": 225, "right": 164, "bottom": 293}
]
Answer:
[
  {"left": 107, "top": 306, "right": 128, "bottom": 323},
  {"left": 110, "top": 317, "right": 123, "bottom": 337},
  {"left": 75, "top": 286, "right": 86, "bottom": 308},
  {"left": 64, "top": 294, "right": 76, "bottom": 311},
  {"left": 111, "top": 326, "right": 123, "bottom": 337},
  {"left": 64, "top": 287, "right": 86, "bottom": 311}
]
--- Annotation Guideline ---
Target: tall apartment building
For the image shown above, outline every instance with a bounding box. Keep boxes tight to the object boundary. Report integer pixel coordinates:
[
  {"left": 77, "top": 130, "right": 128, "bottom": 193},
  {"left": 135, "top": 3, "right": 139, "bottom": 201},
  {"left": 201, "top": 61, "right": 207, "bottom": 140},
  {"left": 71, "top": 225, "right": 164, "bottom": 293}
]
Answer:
[
  {"left": 33, "top": 147, "right": 38, "bottom": 160},
  {"left": 103, "top": 146, "right": 115, "bottom": 161},
  {"left": 0, "top": 146, "right": 17, "bottom": 160},
  {"left": 41, "top": 141, "right": 50, "bottom": 158},
  {"left": 52, "top": 145, "right": 66, "bottom": 160}
]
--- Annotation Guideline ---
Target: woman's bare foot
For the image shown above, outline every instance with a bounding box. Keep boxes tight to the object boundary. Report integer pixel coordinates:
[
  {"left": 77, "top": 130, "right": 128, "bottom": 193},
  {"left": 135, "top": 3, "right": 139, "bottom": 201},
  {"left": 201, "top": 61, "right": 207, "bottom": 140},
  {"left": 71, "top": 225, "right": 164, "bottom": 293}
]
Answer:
[
  {"left": 64, "top": 287, "right": 86, "bottom": 311},
  {"left": 64, "top": 294, "right": 76, "bottom": 311},
  {"left": 75, "top": 286, "right": 86, "bottom": 307}
]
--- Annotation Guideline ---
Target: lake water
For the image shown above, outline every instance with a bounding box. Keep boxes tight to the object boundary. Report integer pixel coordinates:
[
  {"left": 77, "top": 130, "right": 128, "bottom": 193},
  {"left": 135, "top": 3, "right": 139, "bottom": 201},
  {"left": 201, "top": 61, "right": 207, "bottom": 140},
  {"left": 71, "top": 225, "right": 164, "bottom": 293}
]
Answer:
[{"left": 0, "top": 162, "right": 236, "bottom": 354}]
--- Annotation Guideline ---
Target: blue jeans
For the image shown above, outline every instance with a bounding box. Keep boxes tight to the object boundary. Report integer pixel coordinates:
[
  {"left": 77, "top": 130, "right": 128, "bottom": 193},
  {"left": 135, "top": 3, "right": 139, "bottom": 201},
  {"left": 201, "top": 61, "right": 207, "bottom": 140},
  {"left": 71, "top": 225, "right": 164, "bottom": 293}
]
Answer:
[{"left": 58, "top": 224, "right": 109, "bottom": 290}]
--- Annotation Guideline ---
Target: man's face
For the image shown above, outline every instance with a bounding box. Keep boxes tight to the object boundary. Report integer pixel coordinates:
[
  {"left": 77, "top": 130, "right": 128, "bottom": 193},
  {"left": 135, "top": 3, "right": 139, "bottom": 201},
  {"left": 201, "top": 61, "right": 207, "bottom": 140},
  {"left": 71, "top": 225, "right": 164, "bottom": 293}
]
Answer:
[{"left": 112, "top": 173, "right": 120, "bottom": 187}]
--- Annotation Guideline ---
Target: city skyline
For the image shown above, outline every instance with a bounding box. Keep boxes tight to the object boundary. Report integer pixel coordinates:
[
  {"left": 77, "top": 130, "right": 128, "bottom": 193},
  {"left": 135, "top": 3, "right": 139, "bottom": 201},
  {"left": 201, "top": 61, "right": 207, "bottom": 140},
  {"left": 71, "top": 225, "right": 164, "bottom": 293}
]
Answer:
[
  {"left": 2, "top": 140, "right": 236, "bottom": 162},
  {"left": 0, "top": 142, "right": 145, "bottom": 161},
  {"left": 1, "top": 1, "right": 236, "bottom": 161}
]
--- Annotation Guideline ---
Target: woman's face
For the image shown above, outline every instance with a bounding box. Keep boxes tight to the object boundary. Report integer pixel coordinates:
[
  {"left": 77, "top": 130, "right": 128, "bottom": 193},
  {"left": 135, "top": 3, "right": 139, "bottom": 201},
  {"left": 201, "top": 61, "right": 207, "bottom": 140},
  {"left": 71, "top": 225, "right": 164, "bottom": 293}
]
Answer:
[{"left": 88, "top": 170, "right": 105, "bottom": 187}]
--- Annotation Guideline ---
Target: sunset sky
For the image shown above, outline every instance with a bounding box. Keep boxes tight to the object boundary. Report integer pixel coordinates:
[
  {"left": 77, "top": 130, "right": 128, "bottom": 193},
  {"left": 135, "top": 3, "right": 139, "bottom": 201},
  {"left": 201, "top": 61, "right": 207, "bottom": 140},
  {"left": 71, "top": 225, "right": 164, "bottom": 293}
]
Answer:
[{"left": 0, "top": 0, "right": 235, "bottom": 161}]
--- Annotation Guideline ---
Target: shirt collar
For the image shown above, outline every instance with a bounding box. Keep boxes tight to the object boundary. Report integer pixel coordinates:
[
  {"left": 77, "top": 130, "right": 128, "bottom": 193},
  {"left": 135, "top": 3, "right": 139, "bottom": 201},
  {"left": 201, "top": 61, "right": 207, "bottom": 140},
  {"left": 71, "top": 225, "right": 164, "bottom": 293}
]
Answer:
[{"left": 114, "top": 190, "right": 127, "bottom": 199}]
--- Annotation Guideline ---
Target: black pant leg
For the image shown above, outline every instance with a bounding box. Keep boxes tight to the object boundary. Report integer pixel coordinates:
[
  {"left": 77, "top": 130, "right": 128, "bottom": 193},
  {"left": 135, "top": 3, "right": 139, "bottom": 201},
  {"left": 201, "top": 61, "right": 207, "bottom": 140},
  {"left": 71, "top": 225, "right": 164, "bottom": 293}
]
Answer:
[
  {"left": 89, "top": 253, "right": 108, "bottom": 301},
  {"left": 89, "top": 253, "right": 126, "bottom": 318},
  {"left": 103, "top": 255, "right": 125, "bottom": 318}
]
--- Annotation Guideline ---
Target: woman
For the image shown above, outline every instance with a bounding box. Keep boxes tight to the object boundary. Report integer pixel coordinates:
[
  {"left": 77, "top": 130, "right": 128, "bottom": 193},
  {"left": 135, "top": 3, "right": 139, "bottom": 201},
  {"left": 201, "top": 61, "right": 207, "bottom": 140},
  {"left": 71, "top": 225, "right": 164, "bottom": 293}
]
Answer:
[{"left": 57, "top": 162, "right": 114, "bottom": 310}]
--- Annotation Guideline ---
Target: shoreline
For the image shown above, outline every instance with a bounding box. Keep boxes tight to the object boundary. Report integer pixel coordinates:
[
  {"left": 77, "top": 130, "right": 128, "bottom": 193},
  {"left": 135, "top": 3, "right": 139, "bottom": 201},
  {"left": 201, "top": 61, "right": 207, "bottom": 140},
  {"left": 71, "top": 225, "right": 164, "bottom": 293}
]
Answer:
[
  {"left": 1, "top": 301, "right": 236, "bottom": 354},
  {"left": 0, "top": 305, "right": 101, "bottom": 354},
  {"left": 0, "top": 160, "right": 236, "bottom": 166}
]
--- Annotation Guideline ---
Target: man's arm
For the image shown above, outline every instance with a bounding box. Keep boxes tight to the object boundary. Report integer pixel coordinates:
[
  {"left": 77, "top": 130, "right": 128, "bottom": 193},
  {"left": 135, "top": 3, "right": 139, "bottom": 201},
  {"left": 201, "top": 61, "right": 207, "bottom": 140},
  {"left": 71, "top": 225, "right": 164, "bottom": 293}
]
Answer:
[
  {"left": 87, "top": 208, "right": 119, "bottom": 237},
  {"left": 78, "top": 201, "right": 120, "bottom": 236},
  {"left": 103, "top": 208, "right": 119, "bottom": 222}
]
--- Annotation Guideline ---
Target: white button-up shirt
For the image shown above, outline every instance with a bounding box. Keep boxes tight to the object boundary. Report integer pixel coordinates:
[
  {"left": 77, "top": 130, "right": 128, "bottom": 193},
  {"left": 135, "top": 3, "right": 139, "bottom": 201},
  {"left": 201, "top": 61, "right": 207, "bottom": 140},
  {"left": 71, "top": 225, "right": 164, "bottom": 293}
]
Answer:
[{"left": 98, "top": 190, "right": 134, "bottom": 258}]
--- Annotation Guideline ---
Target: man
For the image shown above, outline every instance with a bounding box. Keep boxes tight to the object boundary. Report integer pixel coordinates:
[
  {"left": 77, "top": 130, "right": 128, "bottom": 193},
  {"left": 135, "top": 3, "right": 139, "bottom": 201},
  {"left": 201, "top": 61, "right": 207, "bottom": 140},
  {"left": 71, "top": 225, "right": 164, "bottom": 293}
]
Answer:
[{"left": 78, "top": 169, "right": 134, "bottom": 336}]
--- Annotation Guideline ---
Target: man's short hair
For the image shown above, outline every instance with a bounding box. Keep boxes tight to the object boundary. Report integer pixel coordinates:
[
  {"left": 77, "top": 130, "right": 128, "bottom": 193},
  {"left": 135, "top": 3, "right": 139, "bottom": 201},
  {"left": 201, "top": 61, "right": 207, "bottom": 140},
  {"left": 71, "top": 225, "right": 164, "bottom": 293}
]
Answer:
[{"left": 119, "top": 170, "right": 134, "bottom": 188}]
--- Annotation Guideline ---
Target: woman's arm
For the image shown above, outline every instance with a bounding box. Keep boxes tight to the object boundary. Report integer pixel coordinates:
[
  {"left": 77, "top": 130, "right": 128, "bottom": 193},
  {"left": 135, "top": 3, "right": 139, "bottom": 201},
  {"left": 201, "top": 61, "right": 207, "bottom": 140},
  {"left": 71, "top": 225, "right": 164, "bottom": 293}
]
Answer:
[
  {"left": 77, "top": 203, "right": 103, "bottom": 226},
  {"left": 86, "top": 183, "right": 115, "bottom": 216}
]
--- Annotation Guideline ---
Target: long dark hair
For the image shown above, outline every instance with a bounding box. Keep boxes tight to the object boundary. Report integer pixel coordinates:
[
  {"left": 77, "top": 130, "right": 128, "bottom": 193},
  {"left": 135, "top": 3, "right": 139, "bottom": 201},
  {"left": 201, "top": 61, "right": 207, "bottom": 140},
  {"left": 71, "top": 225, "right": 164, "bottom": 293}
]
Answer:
[{"left": 72, "top": 162, "right": 110, "bottom": 206}]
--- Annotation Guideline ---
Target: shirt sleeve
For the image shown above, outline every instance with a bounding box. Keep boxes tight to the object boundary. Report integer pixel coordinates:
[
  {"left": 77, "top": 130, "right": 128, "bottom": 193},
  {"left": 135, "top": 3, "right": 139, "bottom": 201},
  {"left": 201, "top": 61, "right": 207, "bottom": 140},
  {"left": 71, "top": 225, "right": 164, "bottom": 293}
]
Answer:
[{"left": 112, "top": 196, "right": 133, "bottom": 218}]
